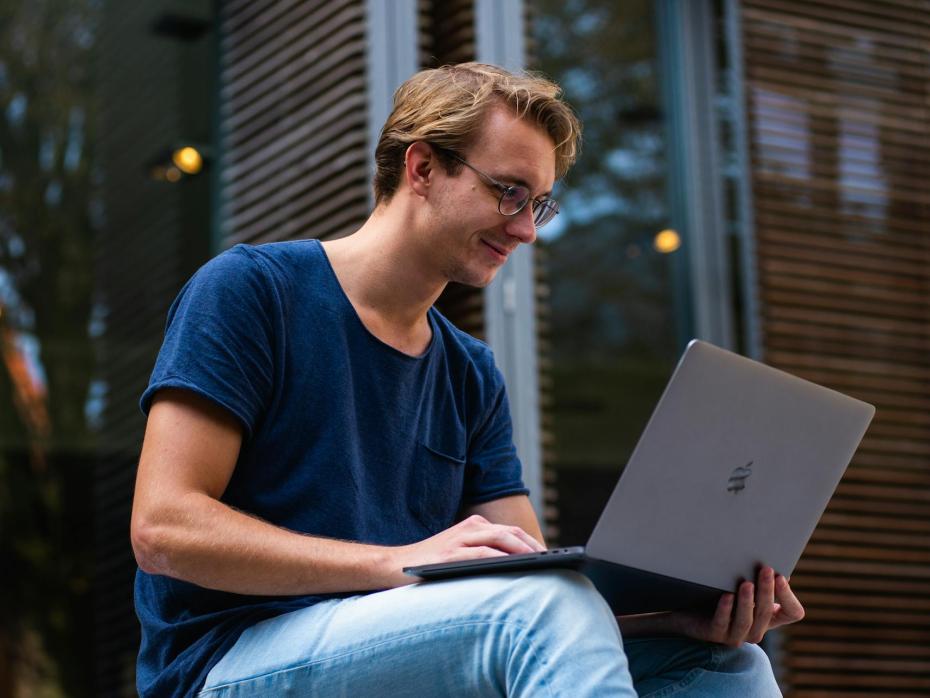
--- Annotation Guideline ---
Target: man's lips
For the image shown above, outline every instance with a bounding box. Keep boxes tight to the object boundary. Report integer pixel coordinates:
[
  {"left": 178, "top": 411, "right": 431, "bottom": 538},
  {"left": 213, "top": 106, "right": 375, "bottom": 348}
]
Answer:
[{"left": 481, "top": 239, "right": 514, "bottom": 258}]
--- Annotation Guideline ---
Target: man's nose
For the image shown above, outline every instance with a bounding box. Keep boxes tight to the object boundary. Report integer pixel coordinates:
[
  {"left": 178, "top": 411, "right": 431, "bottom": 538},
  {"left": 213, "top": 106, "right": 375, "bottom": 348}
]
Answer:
[{"left": 504, "top": 205, "right": 537, "bottom": 245}]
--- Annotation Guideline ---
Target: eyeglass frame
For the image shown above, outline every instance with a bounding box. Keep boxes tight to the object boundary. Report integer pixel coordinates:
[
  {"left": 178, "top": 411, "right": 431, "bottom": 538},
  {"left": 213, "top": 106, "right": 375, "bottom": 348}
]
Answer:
[{"left": 430, "top": 145, "right": 560, "bottom": 228}]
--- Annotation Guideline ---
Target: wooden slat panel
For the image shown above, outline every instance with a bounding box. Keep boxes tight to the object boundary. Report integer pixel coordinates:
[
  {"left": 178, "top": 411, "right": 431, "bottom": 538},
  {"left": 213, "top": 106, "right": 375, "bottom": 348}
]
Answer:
[
  {"left": 743, "top": 4, "right": 930, "bottom": 48},
  {"left": 743, "top": 0, "right": 930, "bottom": 694},
  {"left": 756, "top": 200, "right": 929, "bottom": 237},
  {"left": 219, "top": 0, "right": 369, "bottom": 244},
  {"left": 223, "top": 8, "right": 366, "bottom": 135}
]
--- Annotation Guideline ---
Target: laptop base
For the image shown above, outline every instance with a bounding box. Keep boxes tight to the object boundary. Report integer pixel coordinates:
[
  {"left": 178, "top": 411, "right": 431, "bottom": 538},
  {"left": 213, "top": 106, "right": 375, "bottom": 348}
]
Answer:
[{"left": 405, "top": 550, "right": 726, "bottom": 615}]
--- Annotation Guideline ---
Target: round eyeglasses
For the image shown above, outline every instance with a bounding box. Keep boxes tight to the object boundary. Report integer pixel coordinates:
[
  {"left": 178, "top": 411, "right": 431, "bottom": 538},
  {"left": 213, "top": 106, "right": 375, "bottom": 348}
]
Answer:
[{"left": 435, "top": 147, "right": 560, "bottom": 228}]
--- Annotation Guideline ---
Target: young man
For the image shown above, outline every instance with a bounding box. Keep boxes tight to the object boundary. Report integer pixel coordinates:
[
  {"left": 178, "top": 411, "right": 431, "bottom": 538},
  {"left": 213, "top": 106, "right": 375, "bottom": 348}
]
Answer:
[{"left": 131, "top": 63, "right": 803, "bottom": 697}]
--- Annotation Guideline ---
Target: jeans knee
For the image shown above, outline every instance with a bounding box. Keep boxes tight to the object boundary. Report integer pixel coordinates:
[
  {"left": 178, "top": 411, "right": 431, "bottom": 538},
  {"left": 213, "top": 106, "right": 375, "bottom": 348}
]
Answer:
[
  {"left": 724, "top": 643, "right": 780, "bottom": 695},
  {"left": 738, "top": 643, "right": 775, "bottom": 674}
]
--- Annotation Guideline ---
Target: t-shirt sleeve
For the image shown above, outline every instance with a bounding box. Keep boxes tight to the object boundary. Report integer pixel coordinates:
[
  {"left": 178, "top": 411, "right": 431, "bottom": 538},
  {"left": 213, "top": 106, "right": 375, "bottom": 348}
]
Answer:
[
  {"left": 140, "top": 245, "right": 277, "bottom": 438},
  {"left": 463, "top": 364, "right": 530, "bottom": 505}
]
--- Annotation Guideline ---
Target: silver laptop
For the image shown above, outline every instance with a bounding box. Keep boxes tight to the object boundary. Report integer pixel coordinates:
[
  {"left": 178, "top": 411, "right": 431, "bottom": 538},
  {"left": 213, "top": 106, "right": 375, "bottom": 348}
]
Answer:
[{"left": 404, "top": 340, "right": 875, "bottom": 614}]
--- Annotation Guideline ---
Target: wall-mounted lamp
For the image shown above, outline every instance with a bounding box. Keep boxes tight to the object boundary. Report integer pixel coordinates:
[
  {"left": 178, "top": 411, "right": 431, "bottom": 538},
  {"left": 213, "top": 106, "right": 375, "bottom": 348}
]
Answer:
[
  {"left": 653, "top": 229, "right": 682, "bottom": 254},
  {"left": 147, "top": 143, "right": 210, "bottom": 183},
  {"left": 172, "top": 146, "right": 203, "bottom": 175}
]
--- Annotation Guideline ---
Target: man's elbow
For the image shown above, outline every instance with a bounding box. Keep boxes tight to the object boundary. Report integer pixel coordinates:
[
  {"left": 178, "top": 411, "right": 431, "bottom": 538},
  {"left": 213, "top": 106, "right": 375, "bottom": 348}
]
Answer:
[{"left": 131, "top": 513, "right": 172, "bottom": 575}]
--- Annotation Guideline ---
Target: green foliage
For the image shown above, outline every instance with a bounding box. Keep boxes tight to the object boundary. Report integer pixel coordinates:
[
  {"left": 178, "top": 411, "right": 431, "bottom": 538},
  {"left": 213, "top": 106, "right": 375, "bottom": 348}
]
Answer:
[
  {"left": 533, "top": 0, "right": 681, "bottom": 471},
  {"left": 535, "top": 0, "right": 678, "bottom": 364}
]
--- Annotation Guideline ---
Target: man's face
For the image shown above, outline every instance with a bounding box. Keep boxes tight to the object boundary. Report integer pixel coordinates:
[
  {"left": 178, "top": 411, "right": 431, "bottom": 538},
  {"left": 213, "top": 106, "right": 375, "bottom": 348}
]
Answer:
[{"left": 428, "top": 107, "right": 557, "bottom": 288}]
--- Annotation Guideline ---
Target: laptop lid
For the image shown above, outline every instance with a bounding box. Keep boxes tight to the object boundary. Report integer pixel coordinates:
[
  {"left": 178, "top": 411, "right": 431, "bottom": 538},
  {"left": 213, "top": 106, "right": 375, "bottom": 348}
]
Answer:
[{"left": 586, "top": 340, "right": 875, "bottom": 592}]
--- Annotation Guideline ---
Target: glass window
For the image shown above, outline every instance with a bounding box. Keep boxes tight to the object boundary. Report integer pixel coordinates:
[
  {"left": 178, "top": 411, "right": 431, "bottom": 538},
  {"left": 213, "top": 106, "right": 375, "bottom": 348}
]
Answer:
[
  {"left": 1, "top": 2, "right": 100, "bottom": 694},
  {"left": 1, "top": 2, "right": 215, "bottom": 695},
  {"left": 533, "top": 0, "right": 691, "bottom": 544}
]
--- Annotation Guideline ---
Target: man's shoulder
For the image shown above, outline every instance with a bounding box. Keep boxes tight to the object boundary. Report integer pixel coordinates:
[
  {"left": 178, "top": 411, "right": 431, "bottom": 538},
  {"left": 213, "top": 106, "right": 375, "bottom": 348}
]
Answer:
[
  {"left": 430, "top": 309, "right": 499, "bottom": 380},
  {"left": 223, "top": 239, "right": 321, "bottom": 274},
  {"left": 195, "top": 239, "right": 318, "bottom": 275},
  {"left": 195, "top": 239, "right": 327, "bottom": 296}
]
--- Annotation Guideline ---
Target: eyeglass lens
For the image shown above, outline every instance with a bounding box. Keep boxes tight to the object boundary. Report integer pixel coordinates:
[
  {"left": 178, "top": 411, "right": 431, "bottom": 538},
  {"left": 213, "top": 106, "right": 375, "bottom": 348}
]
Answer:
[
  {"left": 533, "top": 200, "right": 558, "bottom": 227},
  {"left": 498, "top": 186, "right": 558, "bottom": 227}
]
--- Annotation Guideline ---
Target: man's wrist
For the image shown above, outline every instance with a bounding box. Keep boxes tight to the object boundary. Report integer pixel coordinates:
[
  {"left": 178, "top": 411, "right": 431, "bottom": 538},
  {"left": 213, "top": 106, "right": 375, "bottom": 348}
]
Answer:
[{"left": 365, "top": 543, "right": 410, "bottom": 589}]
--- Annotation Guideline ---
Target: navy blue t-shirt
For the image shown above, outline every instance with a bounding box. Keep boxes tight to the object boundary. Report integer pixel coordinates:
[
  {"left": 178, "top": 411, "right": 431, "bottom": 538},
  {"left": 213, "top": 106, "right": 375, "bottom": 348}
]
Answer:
[{"left": 134, "top": 240, "right": 528, "bottom": 697}]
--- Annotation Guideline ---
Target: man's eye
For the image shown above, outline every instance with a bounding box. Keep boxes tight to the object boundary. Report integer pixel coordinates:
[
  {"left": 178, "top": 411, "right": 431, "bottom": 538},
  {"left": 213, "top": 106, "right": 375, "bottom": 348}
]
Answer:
[{"left": 502, "top": 186, "right": 526, "bottom": 202}]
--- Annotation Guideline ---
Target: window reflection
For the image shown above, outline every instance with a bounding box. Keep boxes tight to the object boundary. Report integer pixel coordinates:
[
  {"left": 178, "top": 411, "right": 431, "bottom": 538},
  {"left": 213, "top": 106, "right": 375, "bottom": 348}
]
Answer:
[
  {"left": 0, "top": 0, "right": 98, "bottom": 695},
  {"left": 1, "top": 0, "right": 101, "bottom": 693},
  {"left": 533, "top": 0, "right": 685, "bottom": 545}
]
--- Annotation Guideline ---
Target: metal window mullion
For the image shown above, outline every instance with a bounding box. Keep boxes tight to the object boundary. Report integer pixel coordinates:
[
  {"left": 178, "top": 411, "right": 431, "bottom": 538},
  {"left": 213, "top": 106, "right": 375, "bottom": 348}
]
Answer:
[
  {"left": 724, "top": 0, "right": 762, "bottom": 361},
  {"left": 656, "top": 0, "right": 736, "bottom": 351}
]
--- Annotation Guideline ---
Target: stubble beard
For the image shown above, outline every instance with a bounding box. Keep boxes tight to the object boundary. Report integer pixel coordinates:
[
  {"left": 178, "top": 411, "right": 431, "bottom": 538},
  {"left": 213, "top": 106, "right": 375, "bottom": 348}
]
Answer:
[{"left": 441, "top": 240, "right": 501, "bottom": 289}]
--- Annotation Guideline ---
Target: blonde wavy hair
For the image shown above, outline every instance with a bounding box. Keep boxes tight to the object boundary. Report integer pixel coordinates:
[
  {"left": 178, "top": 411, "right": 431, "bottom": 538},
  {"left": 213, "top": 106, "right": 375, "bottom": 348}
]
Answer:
[{"left": 373, "top": 62, "right": 581, "bottom": 203}]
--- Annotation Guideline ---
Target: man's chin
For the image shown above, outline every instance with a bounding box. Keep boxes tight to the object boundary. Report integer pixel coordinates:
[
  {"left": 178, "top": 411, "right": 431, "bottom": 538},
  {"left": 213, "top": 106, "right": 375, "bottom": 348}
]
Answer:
[
  {"left": 445, "top": 263, "right": 500, "bottom": 289},
  {"left": 453, "top": 269, "right": 498, "bottom": 289}
]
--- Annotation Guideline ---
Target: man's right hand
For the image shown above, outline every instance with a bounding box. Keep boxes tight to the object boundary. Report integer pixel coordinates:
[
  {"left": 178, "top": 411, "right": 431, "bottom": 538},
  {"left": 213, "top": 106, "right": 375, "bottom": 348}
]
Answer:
[{"left": 386, "top": 514, "right": 546, "bottom": 587}]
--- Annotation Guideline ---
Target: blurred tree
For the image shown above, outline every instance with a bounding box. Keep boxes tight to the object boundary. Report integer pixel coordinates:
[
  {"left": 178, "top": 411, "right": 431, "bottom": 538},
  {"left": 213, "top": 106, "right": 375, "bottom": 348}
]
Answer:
[
  {"left": 531, "top": 0, "right": 681, "bottom": 484},
  {"left": 0, "top": 0, "right": 99, "bottom": 694},
  {"left": 535, "top": 0, "right": 676, "bottom": 364}
]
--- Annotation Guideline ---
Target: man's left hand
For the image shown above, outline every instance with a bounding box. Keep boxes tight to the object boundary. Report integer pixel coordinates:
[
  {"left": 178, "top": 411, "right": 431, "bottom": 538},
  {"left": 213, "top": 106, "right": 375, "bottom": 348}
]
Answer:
[{"left": 671, "top": 566, "right": 805, "bottom": 646}]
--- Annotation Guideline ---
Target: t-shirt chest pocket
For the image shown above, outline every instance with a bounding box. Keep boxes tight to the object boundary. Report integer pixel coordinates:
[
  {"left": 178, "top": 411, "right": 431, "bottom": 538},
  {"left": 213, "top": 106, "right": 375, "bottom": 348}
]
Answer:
[{"left": 410, "top": 433, "right": 467, "bottom": 535}]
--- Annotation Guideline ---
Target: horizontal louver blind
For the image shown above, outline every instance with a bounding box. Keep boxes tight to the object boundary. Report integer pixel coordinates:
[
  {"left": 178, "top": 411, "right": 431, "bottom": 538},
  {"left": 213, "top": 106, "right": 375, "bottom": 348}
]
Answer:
[
  {"left": 742, "top": 0, "right": 930, "bottom": 694},
  {"left": 219, "top": 0, "right": 371, "bottom": 245}
]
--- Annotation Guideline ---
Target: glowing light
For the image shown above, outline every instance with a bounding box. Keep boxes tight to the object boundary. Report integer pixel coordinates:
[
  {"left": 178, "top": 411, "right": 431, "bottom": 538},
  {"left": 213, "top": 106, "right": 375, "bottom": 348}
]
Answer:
[
  {"left": 165, "top": 166, "right": 182, "bottom": 183},
  {"left": 172, "top": 146, "right": 203, "bottom": 175},
  {"left": 653, "top": 229, "right": 681, "bottom": 254}
]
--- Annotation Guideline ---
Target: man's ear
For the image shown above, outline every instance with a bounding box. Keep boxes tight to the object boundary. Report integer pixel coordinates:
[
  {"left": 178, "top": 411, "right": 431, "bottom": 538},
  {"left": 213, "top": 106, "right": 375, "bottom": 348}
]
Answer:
[{"left": 404, "top": 142, "right": 435, "bottom": 198}]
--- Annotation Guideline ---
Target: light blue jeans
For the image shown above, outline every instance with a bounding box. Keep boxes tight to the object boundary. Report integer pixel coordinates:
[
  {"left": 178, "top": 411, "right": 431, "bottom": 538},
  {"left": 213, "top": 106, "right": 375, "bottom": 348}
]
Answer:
[{"left": 199, "top": 571, "right": 781, "bottom": 697}]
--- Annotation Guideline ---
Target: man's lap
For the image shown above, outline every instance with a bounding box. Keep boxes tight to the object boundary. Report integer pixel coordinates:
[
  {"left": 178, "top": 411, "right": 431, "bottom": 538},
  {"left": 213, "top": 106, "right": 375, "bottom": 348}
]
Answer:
[
  {"left": 200, "top": 570, "right": 630, "bottom": 696},
  {"left": 199, "top": 571, "right": 779, "bottom": 697}
]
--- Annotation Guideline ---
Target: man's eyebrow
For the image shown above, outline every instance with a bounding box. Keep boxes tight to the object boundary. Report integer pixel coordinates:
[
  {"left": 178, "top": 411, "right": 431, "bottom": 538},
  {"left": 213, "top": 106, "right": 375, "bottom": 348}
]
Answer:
[{"left": 492, "top": 171, "right": 552, "bottom": 198}]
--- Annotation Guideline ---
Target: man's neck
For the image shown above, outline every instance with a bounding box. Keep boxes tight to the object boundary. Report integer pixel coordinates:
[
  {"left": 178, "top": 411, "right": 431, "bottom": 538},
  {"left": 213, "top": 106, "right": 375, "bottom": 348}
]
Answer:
[{"left": 321, "top": 205, "right": 446, "bottom": 352}]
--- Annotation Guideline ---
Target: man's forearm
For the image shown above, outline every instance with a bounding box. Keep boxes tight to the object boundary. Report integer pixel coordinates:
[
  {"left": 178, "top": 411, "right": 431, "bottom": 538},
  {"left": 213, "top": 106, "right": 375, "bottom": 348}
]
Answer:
[
  {"left": 132, "top": 394, "right": 543, "bottom": 596},
  {"left": 132, "top": 492, "right": 404, "bottom": 595}
]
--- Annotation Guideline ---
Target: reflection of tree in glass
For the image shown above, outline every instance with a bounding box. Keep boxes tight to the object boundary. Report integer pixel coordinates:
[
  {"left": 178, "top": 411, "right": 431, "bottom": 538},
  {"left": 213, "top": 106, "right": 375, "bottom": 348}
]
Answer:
[
  {"left": 0, "top": 0, "right": 98, "bottom": 694},
  {"left": 534, "top": 0, "right": 677, "bottom": 364}
]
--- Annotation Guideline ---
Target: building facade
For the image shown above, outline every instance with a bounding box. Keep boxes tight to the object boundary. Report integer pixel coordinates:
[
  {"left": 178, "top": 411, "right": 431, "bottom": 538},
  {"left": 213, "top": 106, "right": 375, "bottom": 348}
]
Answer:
[{"left": 0, "top": 1, "right": 927, "bottom": 695}]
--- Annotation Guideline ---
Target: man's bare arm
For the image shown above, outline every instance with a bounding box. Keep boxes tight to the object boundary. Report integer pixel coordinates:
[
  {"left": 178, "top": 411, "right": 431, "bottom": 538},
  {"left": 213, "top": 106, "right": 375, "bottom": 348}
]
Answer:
[{"left": 130, "top": 389, "right": 544, "bottom": 596}]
